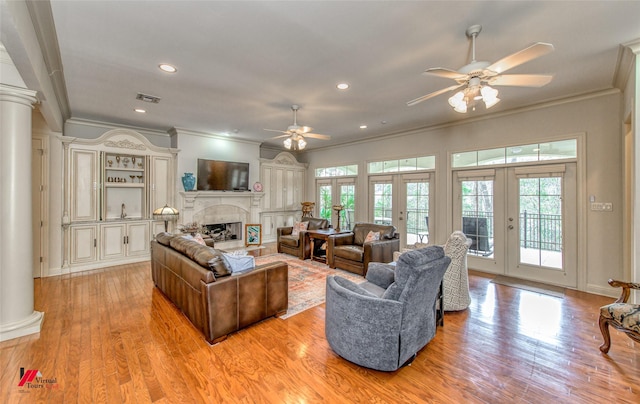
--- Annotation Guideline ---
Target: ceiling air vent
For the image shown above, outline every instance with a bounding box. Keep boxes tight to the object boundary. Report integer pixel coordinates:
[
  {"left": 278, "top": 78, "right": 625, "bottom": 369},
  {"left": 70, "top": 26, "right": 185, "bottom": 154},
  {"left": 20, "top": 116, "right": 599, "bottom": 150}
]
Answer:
[{"left": 136, "top": 93, "right": 161, "bottom": 103}]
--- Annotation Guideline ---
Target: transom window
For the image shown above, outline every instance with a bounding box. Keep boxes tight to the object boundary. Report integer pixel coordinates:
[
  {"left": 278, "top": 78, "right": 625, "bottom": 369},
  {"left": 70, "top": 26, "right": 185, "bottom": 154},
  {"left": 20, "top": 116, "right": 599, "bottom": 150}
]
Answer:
[
  {"left": 316, "top": 165, "right": 358, "bottom": 177},
  {"left": 369, "top": 156, "right": 435, "bottom": 174},
  {"left": 452, "top": 139, "right": 576, "bottom": 168}
]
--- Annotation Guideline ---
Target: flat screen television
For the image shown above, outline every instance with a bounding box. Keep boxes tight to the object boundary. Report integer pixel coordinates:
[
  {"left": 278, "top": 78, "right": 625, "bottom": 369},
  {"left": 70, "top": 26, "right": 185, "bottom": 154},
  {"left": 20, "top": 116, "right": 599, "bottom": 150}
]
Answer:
[{"left": 196, "top": 159, "right": 249, "bottom": 191}]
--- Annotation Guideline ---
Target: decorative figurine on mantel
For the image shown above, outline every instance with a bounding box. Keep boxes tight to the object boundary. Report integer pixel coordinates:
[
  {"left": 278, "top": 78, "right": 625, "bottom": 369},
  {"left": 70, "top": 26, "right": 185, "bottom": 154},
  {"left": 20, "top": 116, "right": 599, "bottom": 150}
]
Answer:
[
  {"left": 301, "top": 202, "right": 315, "bottom": 218},
  {"left": 332, "top": 204, "right": 344, "bottom": 232}
]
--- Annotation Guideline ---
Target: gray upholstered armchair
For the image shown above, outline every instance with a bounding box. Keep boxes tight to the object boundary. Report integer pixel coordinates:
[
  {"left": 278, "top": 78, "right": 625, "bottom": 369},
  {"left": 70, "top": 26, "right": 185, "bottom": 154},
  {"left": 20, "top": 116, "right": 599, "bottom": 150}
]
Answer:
[
  {"left": 327, "top": 222, "right": 399, "bottom": 276},
  {"left": 325, "top": 246, "right": 451, "bottom": 371},
  {"left": 277, "top": 217, "right": 329, "bottom": 259}
]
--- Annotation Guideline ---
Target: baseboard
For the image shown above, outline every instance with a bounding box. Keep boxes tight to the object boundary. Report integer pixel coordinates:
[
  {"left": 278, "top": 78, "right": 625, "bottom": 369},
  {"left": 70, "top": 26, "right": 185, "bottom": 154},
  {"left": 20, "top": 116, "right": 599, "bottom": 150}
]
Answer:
[{"left": 586, "top": 283, "right": 618, "bottom": 298}]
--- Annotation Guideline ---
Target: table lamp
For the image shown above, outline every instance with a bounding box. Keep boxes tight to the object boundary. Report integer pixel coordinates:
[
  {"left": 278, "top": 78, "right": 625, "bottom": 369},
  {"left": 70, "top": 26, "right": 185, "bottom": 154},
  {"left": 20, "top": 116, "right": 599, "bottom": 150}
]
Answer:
[{"left": 153, "top": 204, "right": 179, "bottom": 232}]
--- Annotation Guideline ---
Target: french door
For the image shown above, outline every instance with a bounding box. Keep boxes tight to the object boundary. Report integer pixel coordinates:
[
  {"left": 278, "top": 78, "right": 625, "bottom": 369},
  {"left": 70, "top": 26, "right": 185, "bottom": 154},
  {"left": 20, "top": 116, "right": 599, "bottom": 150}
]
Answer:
[
  {"left": 454, "top": 163, "right": 577, "bottom": 287},
  {"left": 316, "top": 178, "right": 356, "bottom": 230},
  {"left": 370, "top": 173, "right": 432, "bottom": 247}
]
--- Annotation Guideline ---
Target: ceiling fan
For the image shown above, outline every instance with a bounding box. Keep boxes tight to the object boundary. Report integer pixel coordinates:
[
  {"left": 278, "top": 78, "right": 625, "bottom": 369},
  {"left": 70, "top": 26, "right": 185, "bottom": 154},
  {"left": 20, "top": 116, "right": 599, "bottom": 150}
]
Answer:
[
  {"left": 407, "top": 25, "right": 554, "bottom": 113},
  {"left": 264, "top": 105, "right": 330, "bottom": 150}
]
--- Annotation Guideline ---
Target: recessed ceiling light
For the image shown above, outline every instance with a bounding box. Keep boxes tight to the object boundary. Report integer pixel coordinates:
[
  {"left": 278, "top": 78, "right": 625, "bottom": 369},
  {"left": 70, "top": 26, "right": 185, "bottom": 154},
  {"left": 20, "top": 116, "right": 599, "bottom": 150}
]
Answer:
[
  {"left": 359, "top": 125, "right": 367, "bottom": 129},
  {"left": 134, "top": 108, "right": 146, "bottom": 113},
  {"left": 337, "top": 83, "right": 349, "bottom": 90},
  {"left": 158, "top": 63, "right": 177, "bottom": 73}
]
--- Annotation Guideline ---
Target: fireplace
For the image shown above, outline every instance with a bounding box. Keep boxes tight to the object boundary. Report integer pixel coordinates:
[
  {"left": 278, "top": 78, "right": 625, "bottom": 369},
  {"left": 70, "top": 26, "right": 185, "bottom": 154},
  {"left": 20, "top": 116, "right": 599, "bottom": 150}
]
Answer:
[
  {"left": 204, "top": 222, "right": 242, "bottom": 242},
  {"left": 179, "top": 191, "right": 264, "bottom": 248}
]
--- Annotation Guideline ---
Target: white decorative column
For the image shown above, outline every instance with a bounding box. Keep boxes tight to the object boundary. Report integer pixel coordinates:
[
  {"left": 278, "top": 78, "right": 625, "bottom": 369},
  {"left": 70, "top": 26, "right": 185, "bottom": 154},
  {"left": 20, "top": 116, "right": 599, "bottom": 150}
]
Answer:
[{"left": 0, "top": 84, "right": 44, "bottom": 341}]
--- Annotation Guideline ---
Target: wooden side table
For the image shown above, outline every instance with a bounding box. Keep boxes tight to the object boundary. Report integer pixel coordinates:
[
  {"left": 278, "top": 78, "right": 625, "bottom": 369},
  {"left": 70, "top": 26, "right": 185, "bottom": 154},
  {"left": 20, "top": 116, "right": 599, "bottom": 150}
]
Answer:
[{"left": 308, "top": 229, "right": 349, "bottom": 263}]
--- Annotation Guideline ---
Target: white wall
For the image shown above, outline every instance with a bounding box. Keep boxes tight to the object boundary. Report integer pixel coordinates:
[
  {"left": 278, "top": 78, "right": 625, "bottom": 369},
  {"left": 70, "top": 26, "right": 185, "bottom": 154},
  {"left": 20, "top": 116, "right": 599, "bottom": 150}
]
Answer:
[
  {"left": 303, "top": 91, "right": 623, "bottom": 295},
  {"left": 171, "top": 129, "right": 262, "bottom": 213}
]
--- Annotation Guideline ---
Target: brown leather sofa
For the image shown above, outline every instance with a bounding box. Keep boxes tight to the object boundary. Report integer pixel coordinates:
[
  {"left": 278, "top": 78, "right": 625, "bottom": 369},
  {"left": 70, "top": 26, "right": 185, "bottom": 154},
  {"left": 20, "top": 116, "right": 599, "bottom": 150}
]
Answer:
[
  {"left": 151, "top": 233, "right": 288, "bottom": 344},
  {"left": 327, "top": 223, "right": 400, "bottom": 276},
  {"left": 277, "top": 217, "right": 330, "bottom": 259}
]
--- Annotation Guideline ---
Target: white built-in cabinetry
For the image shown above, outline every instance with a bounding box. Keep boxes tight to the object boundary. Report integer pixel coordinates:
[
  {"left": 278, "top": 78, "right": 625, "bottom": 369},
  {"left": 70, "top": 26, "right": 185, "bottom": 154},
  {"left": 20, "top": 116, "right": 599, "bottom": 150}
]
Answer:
[
  {"left": 259, "top": 152, "right": 307, "bottom": 242},
  {"left": 62, "top": 129, "right": 177, "bottom": 273}
]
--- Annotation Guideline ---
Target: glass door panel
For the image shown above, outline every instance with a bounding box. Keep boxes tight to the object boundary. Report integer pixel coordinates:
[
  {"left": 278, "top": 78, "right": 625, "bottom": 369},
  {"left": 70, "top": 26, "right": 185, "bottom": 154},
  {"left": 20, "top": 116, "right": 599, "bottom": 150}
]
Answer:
[
  {"left": 461, "top": 179, "right": 494, "bottom": 258},
  {"left": 405, "top": 181, "right": 429, "bottom": 245},
  {"left": 372, "top": 183, "right": 393, "bottom": 226},
  {"left": 339, "top": 184, "right": 356, "bottom": 230},
  {"left": 318, "top": 184, "right": 332, "bottom": 222},
  {"left": 518, "top": 177, "right": 563, "bottom": 268}
]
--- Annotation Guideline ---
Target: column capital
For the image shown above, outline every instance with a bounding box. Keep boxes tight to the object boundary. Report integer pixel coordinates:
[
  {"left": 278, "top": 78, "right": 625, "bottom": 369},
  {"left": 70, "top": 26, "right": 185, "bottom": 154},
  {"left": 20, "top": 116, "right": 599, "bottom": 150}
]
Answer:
[{"left": 0, "top": 84, "right": 38, "bottom": 107}]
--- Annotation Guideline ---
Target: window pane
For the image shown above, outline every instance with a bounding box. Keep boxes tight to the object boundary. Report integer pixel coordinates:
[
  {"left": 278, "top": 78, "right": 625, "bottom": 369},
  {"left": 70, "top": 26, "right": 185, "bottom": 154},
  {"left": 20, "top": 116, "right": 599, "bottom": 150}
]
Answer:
[
  {"left": 340, "top": 184, "right": 356, "bottom": 230},
  {"left": 540, "top": 139, "right": 577, "bottom": 160},
  {"left": 369, "top": 161, "right": 383, "bottom": 174},
  {"left": 399, "top": 158, "right": 417, "bottom": 171},
  {"left": 373, "top": 183, "right": 392, "bottom": 225},
  {"left": 318, "top": 185, "right": 332, "bottom": 221},
  {"left": 462, "top": 180, "right": 494, "bottom": 257},
  {"left": 507, "top": 144, "right": 539, "bottom": 163},
  {"left": 383, "top": 160, "right": 399, "bottom": 173},
  {"left": 416, "top": 156, "right": 435, "bottom": 170},
  {"left": 452, "top": 151, "right": 477, "bottom": 167},
  {"left": 478, "top": 148, "right": 505, "bottom": 166}
]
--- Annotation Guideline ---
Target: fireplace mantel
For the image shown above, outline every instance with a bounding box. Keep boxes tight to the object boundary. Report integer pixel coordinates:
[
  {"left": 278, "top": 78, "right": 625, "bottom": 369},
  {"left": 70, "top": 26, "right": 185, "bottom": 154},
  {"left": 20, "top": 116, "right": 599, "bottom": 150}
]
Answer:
[{"left": 179, "top": 191, "right": 264, "bottom": 210}]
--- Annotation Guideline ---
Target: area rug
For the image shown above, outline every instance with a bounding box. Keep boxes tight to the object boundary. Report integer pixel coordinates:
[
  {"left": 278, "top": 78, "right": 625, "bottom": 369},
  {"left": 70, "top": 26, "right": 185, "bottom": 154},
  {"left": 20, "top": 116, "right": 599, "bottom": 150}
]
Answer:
[
  {"left": 491, "top": 275, "right": 565, "bottom": 298},
  {"left": 254, "top": 253, "right": 364, "bottom": 319}
]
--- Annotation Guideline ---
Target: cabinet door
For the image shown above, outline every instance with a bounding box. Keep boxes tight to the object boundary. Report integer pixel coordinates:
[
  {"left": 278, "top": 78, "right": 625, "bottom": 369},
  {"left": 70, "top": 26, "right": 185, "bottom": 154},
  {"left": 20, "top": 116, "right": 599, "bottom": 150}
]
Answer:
[
  {"left": 273, "top": 167, "right": 285, "bottom": 210},
  {"left": 284, "top": 168, "right": 295, "bottom": 210},
  {"left": 150, "top": 156, "right": 172, "bottom": 214},
  {"left": 70, "top": 225, "right": 97, "bottom": 264},
  {"left": 71, "top": 149, "right": 99, "bottom": 222},
  {"left": 294, "top": 168, "right": 304, "bottom": 207},
  {"left": 127, "top": 222, "right": 150, "bottom": 256},
  {"left": 152, "top": 221, "right": 166, "bottom": 237},
  {"left": 101, "top": 223, "right": 125, "bottom": 260},
  {"left": 261, "top": 165, "right": 273, "bottom": 211},
  {"left": 261, "top": 214, "right": 276, "bottom": 241}
]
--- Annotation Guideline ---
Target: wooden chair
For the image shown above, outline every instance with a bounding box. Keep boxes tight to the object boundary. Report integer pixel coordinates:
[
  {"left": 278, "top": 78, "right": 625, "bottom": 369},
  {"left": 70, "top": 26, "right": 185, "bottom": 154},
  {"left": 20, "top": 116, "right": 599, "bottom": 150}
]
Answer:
[{"left": 599, "top": 279, "right": 640, "bottom": 353}]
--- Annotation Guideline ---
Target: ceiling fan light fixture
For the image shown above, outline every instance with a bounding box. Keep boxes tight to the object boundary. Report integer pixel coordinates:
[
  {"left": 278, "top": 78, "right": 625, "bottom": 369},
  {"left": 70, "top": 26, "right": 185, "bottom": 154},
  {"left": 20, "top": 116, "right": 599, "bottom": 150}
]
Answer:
[
  {"left": 481, "top": 85, "right": 500, "bottom": 108},
  {"left": 448, "top": 91, "right": 464, "bottom": 108},
  {"left": 297, "top": 138, "right": 307, "bottom": 150},
  {"left": 283, "top": 138, "right": 292, "bottom": 149}
]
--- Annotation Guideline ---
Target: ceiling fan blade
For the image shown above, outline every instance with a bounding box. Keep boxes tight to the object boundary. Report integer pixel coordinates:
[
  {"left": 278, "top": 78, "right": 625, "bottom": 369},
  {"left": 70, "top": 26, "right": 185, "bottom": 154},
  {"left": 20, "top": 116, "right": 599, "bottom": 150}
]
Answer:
[
  {"left": 486, "top": 42, "right": 554, "bottom": 74},
  {"left": 406, "top": 83, "right": 465, "bottom": 107},
  {"left": 300, "top": 126, "right": 313, "bottom": 133},
  {"left": 264, "top": 128, "right": 288, "bottom": 134},
  {"left": 267, "top": 134, "right": 291, "bottom": 140},
  {"left": 489, "top": 74, "right": 553, "bottom": 87},
  {"left": 423, "top": 67, "right": 466, "bottom": 80},
  {"left": 303, "top": 133, "right": 331, "bottom": 140}
]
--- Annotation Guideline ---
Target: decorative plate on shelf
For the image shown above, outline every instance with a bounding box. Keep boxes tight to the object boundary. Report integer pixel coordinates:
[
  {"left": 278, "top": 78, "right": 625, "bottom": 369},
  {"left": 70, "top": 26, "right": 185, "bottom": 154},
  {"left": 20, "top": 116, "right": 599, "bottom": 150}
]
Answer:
[{"left": 253, "top": 182, "right": 263, "bottom": 192}]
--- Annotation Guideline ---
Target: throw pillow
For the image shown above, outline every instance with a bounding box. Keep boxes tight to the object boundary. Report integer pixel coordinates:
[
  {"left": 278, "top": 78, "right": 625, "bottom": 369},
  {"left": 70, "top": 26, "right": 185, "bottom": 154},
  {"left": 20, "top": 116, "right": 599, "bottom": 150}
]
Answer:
[
  {"left": 208, "top": 255, "right": 231, "bottom": 279},
  {"left": 291, "top": 220, "right": 309, "bottom": 237},
  {"left": 364, "top": 230, "right": 381, "bottom": 243},
  {"left": 222, "top": 253, "right": 255, "bottom": 274},
  {"left": 193, "top": 233, "right": 206, "bottom": 245}
]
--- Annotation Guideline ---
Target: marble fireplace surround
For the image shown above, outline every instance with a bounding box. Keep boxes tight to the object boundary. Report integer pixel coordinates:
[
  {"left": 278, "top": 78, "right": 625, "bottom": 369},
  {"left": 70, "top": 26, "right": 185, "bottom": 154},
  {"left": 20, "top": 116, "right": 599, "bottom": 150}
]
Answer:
[{"left": 179, "top": 191, "right": 264, "bottom": 248}]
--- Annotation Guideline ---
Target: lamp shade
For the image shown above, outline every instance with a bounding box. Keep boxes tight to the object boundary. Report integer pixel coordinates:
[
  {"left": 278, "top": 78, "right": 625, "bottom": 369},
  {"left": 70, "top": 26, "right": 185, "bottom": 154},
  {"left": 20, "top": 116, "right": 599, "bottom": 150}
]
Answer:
[
  {"left": 153, "top": 205, "right": 179, "bottom": 219},
  {"left": 153, "top": 205, "right": 179, "bottom": 232}
]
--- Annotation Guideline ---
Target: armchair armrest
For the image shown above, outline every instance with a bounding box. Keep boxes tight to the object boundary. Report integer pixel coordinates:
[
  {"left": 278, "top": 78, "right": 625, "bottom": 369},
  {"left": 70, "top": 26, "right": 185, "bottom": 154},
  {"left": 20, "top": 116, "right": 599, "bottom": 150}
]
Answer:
[
  {"left": 364, "top": 238, "right": 400, "bottom": 271},
  {"left": 608, "top": 278, "right": 640, "bottom": 303},
  {"left": 277, "top": 227, "right": 293, "bottom": 238},
  {"left": 328, "top": 232, "right": 355, "bottom": 246},
  {"left": 365, "top": 263, "right": 396, "bottom": 289}
]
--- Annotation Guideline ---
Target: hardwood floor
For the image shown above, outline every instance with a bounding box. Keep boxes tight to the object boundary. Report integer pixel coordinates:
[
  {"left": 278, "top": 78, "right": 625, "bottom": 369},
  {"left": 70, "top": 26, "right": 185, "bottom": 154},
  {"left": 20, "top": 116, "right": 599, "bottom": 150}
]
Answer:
[{"left": 2, "top": 245, "right": 639, "bottom": 403}]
